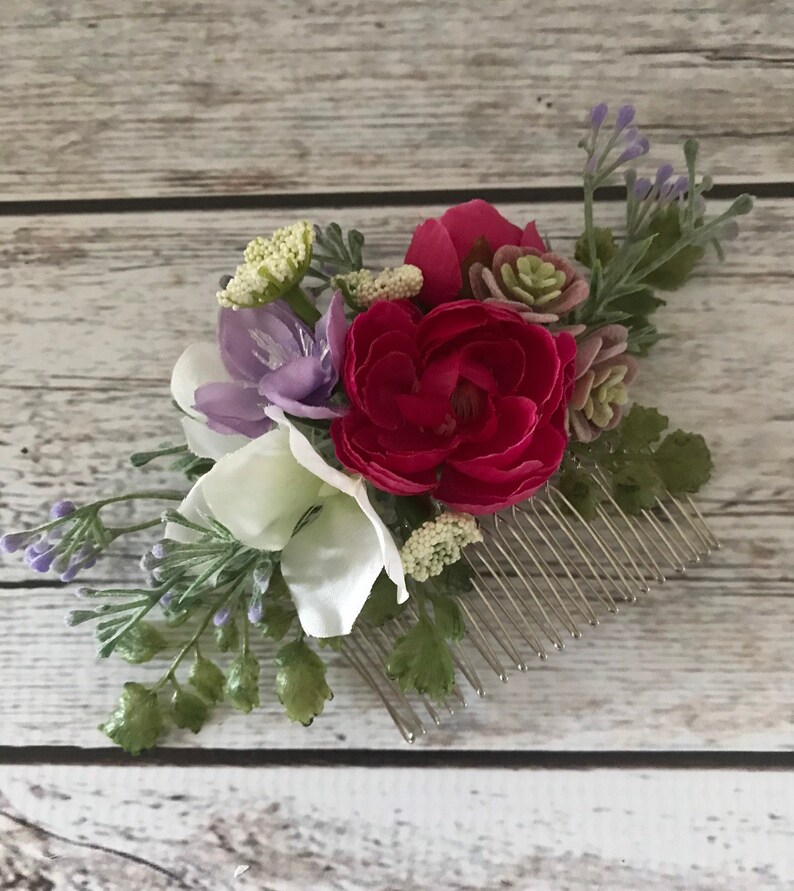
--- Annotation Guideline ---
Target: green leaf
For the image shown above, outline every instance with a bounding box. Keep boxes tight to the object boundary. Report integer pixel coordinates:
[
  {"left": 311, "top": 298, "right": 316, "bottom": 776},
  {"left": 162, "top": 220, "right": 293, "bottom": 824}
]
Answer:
[
  {"left": 188, "top": 654, "right": 225, "bottom": 704},
  {"left": 386, "top": 617, "right": 455, "bottom": 702},
  {"left": 619, "top": 405, "right": 670, "bottom": 451},
  {"left": 575, "top": 227, "right": 618, "bottom": 269},
  {"left": 653, "top": 430, "right": 713, "bottom": 495},
  {"left": 424, "top": 559, "right": 474, "bottom": 597},
  {"left": 608, "top": 289, "right": 666, "bottom": 317},
  {"left": 638, "top": 205, "right": 705, "bottom": 290},
  {"left": 171, "top": 689, "right": 209, "bottom": 733},
  {"left": 359, "top": 572, "right": 405, "bottom": 626},
  {"left": 275, "top": 640, "right": 333, "bottom": 725},
  {"left": 431, "top": 594, "right": 465, "bottom": 642},
  {"left": 225, "top": 651, "right": 260, "bottom": 714},
  {"left": 100, "top": 683, "right": 164, "bottom": 755},
  {"left": 559, "top": 465, "right": 603, "bottom": 522},
  {"left": 612, "top": 460, "right": 663, "bottom": 515},
  {"left": 113, "top": 622, "right": 167, "bottom": 664},
  {"left": 215, "top": 618, "right": 239, "bottom": 652},
  {"left": 261, "top": 599, "right": 298, "bottom": 641}
]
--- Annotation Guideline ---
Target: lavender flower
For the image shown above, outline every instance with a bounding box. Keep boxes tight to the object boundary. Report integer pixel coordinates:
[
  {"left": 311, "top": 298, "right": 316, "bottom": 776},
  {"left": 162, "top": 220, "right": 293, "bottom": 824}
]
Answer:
[
  {"left": 589, "top": 103, "right": 609, "bottom": 129},
  {"left": 50, "top": 500, "right": 76, "bottom": 519},
  {"left": 187, "top": 291, "right": 348, "bottom": 439},
  {"left": 614, "top": 104, "right": 636, "bottom": 132},
  {"left": 213, "top": 607, "right": 232, "bottom": 627}
]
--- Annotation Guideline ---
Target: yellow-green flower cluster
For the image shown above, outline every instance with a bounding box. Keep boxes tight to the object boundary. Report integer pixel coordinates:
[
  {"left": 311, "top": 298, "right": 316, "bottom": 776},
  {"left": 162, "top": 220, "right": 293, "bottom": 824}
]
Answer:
[
  {"left": 400, "top": 512, "right": 482, "bottom": 583},
  {"left": 217, "top": 221, "right": 315, "bottom": 309},
  {"left": 335, "top": 264, "right": 423, "bottom": 308}
]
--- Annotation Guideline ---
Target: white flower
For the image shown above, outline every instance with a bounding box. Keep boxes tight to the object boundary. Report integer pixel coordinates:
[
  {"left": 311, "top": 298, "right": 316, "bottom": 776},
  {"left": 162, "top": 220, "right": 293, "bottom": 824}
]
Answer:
[
  {"left": 400, "top": 513, "right": 482, "bottom": 582},
  {"left": 166, "top": 407, "right": 408, "bottom": 638},
  {"left": 170, "top": 342, "right": 249, "bottom": 461}
]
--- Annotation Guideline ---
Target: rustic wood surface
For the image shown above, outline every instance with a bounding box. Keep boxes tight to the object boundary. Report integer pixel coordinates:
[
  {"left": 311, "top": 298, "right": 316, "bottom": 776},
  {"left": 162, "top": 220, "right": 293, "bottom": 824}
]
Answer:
[
  {"left": 1, "top": 765, "right": 793, "bottom": 890},
  {"left": 2, "top": 1, "right": 794, "bottom": 200},
  {"left": 2, "top": 1, "right": 794, "bottom": 886}
]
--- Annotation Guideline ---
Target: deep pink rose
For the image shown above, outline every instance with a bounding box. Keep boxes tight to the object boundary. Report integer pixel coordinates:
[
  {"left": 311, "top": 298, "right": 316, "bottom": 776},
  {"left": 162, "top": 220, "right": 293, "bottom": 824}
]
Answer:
[
  {"left": 331, "top": 299, "right": 576, "bottom": 514},
  {"left": 404, "top": 199, "right": 546, "bottom": 307}
]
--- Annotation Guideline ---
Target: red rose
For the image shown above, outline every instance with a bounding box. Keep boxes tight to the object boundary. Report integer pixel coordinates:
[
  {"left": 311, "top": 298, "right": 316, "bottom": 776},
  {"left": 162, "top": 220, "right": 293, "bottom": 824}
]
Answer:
[
  {"left": 404, "top": 199, "right": 546, "bottom": 307},
  {"left": 331, "top": 299, "right": 576, "bottom": 514}
]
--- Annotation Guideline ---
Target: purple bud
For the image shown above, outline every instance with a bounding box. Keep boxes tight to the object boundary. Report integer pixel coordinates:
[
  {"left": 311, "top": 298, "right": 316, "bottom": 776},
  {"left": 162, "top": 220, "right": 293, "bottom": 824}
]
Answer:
[
  {"left": 248, "top": 601, "right": 264, "bottom": 624},
  {"left": 47, "top": 527, "right": 64, "bottom": 543},
  {"left": 655, "top": 164, "right": 674, "bottom": 186},
  {"left": 151, "top": 540, "right": 168, "bottom": 559},
  {"left": 31, "top": 550, "right": 55, "bottom": 573},
  {"left": 589, "top": 103, "right": 608, "bottom": 129},
  {"left": 213, "top": 607, "right": 232, "bottom": 627},
  {"left": 140, "top": 551, "right": 159, "bottom": 571},
  {"left": 29, "top": 535, "right": 50, "bottom": 556},
  {"left": 24, "top": 544, "right": 41, "bottom": 565},
  {"left": 671, "top": 175, "right": 689, "bottom": 198},
  {"left": 585, "top": 155, "right": 599, "bottom": 175},
  {"left": 50, "top": 500, "right": 76, "bottom": 519},
  {"left": 1, "top": 531, "right": 31, "bottom": 553},
  {"left": 159, "top": 591, "right": 173, "bottom": 607},
  {"left": 618, "top": 141, "right": 647, "bottom": 164},
  {"left": 60, "top": 565, "right": 80, "bottom": 583},
  {"left": 633, "top": 177, "right": 652, "bottom": 200},
  {"left": 622, "top": 126, "right": 639, "bottom": 144},
  {"left": 82, "top": 557, "right": 97, "bottom": 570},
  {"left": 614, "top": 104, "right": 636, "bottom": 132}
]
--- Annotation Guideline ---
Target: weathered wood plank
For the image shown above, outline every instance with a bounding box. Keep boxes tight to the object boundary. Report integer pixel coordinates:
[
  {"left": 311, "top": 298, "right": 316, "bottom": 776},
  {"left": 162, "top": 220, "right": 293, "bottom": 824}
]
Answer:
[
  {"left": 2, "top": 765, "right": 793, "bottom": 889},
  {"left": 2, "top": 1, "right": 793, "bottom": 199},
  {"left": 1, "top": 200, "right": 792, "bottom": 749}
]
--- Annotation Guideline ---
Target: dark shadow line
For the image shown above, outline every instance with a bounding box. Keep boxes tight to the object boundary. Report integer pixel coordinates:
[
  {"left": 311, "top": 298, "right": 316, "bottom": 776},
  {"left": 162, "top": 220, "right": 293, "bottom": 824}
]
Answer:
[
  {"left": 0, "top": 182, "right": 785, "bottom": 217},
  {"left": 1, "top": 747, "right": 793, "bottom": 770}
]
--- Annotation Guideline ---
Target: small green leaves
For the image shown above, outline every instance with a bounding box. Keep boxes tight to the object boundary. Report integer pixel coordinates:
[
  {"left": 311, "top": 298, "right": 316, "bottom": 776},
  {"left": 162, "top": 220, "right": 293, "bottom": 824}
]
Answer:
[
  {"left": 575, "top": 227, "right": 618, "bottom": 269},
  {"left": 171, "top": 688, "right": 210, "bottom": 733},
  {"left": 114, "top": 622, "right": 167, "bottom": 664},
  {"left": 260, "top": 600, "right": 298, "bottom": 641},
  {"left": 386, "top": 616, "right": 455, "bottom": 702},
  {"left": 225, "top": 651, "right": 260, "bottom": 714},
  {"left": 275, "top": 640, "right": 333, "bottom": 725},
  {"left": 638, "top": 205, "right": 705, "bottom": 290},
  {"left": 188, "top": 653, "right": 226, "bottom": 704},
  {"left": 430, "top": 594, "right": 465, "bottom": 642},
  {"left": 559, "top": 464, "right": 603, "bottom": 522},
  {"left": 618, "top": 405, "right": 669, "bottom": 450},
  {"left": 654, "top": 431, "right": 713, "bottom": 495},
  {"left": 612, "top": 461, "right": 664, "bottom": 514},
  {"left": 100, "top": 683, "right": 164, "bottom": 755},
  {"left": 215, "top": 618, "right": 239, "bottom": 653},
  {"left": 359, "top": 572, "right": 405, "bottom": 626}
]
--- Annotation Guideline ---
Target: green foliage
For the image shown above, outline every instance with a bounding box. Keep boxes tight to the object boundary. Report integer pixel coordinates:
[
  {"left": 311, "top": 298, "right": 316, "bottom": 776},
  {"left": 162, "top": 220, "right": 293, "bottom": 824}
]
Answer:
[
  {"left": 171, "top": 688, "right": 210, "bottom": 733},
  {"left": 637, "top": 205, "right": 705, "bottom": 290},
  {"left": 100, "top": 683, "right": 164, "bottom": 755},
  {"left": 215, "top": 618, "right": 239, "bottom": 653},
  {"left": 430, "top": 594, "right": 465, "bottom": 642},
  {"left": 559, "top": 463, "right": 603, "bottom": 521},
  {"left": 261, "top": 600, "right": 298, "bottom": 641},
  {"left": 225, "top": 651, "right": 260, "bottom": 714},
  {"left": 653, "top": 431, "right": 713, "bottom": 495},
  {"left": 576, "top": 404, "right": 713, "bottom": 515},
  {"left": 422, "top": 559, "right": 474, "bottom": 597},
  {"left": 386, "top": 616, "right": 455, "bottom": 702},
  {"left": 307, "top": 222, "right": 365, "bottom": 294},
  {"left": 275, "top": 640, "right": 333, "bottom": 725},
  {"left": 575, "top": 227, "right": 618, "bottom": 269},
  {"left": 359, "top": 572, "right": 405, "bottom": 626},
  {"left": 188, "top": 654, "right": 226, "bottom": 704},
  {"left": 113, "top": 622, "right": 167, "bottom": 664}
]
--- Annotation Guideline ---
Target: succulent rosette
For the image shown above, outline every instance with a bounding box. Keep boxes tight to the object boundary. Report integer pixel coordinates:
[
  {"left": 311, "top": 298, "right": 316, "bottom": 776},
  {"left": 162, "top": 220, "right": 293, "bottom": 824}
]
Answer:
[{"left": 2, "top": 104, "right": 750, "bottom": 752}]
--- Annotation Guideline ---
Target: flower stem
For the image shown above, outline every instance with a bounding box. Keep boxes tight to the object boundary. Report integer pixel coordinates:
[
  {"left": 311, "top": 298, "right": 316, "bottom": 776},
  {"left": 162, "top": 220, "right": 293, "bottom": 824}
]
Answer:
[{"left": 283, "top": 284, "right": 321, "bottom": 326}]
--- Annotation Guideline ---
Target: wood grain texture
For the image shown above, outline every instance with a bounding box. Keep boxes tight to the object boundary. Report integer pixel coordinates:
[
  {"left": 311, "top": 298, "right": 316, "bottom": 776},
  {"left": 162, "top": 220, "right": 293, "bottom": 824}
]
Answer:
[
  {"left": 2, "top": 1, "right": 794, "bottom": 199},
  {"left": 2, "top": 765, "right": 793, "bottom": 889},
  {"left": 1, "top": 199, "right": 792, "bottom": 749}
]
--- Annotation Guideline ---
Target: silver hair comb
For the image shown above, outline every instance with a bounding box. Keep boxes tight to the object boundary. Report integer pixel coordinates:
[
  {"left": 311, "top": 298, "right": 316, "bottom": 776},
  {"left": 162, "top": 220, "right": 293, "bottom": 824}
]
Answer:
[{"left": 340, "top": 464, "right": 717, "bottom": 743}]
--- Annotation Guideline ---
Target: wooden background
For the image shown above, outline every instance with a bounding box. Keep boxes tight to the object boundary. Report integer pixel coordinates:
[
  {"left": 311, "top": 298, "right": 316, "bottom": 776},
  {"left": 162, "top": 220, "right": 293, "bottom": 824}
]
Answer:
[{"left": 1, "top": 1, "right": 793, "bottom": 887}]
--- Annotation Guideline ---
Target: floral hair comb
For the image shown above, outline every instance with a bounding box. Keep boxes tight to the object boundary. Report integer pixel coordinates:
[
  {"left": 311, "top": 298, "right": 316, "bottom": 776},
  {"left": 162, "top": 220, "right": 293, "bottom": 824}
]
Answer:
[{"left": 2, "top": 104, "right": 752, "bottom": 752}]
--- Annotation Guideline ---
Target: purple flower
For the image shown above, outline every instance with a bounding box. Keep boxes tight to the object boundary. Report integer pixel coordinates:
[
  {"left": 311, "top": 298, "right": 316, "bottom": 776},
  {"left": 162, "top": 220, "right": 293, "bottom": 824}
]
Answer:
[
  {"left": 589, "top": 103, "right": 609, "bottom": 129},
  {"left": 50, "top": 500, "right": 76, "bottom": 519},
  {"left": 614, "top": 104, "right": 636, "bottom": 132},
  {"left": 190, "top": 292, "right": 348, "bottom": 439}
]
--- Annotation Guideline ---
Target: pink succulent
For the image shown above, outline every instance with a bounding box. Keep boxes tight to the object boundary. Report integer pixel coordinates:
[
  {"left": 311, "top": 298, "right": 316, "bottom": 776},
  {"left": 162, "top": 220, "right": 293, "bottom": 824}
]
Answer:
[{"left": 569, "top": 325, "right": 638, "bottom": 443}]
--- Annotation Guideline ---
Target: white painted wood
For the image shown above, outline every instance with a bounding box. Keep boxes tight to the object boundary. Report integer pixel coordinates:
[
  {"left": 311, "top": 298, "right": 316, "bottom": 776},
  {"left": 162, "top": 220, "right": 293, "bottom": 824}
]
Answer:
[
  {"left": 2, "top": 2, "right": 793, "bottom": 198},
  {"left": 1, "top": 765, "right": 792, "bottom": 889},
  {"left": 0, "top": 199, "right": 792, "bottom": 749}
]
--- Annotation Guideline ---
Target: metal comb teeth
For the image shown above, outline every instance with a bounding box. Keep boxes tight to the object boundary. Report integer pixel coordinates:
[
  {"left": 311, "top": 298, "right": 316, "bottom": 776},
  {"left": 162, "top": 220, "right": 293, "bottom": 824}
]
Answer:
[{"left": 341, "top": 470, "right": 718, "bottom": 743}]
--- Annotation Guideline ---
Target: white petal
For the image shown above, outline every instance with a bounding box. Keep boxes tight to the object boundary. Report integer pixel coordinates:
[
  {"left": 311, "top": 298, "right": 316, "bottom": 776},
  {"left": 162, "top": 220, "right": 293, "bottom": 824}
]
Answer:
[
  {"left": 171, "top": 342, "right": 230, "bottom": 417},
  {"left": 180, "top": 416, "right": 248, "bottom": 461},
  {"left": 199, "top": 427, "right": 322, "bottom": 551},
  {"left": 267, "top": 406, "right": 408, "bottom": 603},
  {"left": 165, "top": 478, "right": 211, "bottom": 544},
  {"left": 282, "top": 493, "right": 393, "bottom": 637}
]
